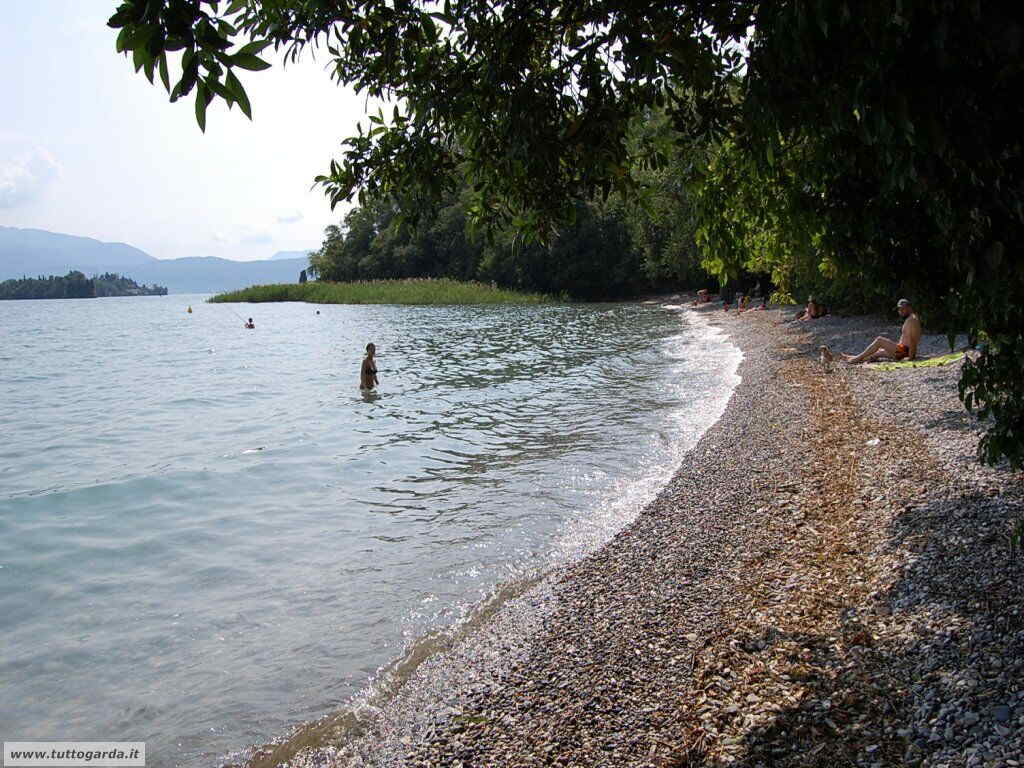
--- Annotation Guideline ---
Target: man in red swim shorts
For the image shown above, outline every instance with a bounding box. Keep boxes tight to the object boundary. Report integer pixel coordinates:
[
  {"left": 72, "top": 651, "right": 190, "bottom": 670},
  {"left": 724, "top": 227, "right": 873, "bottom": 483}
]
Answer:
[{"left": 839, "top": 298, "right": 922, "bottom": 364}]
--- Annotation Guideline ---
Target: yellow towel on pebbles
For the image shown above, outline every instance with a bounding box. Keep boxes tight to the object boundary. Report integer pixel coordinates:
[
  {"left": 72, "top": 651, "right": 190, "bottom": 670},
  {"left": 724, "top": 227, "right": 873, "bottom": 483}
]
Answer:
[{"left": 868, "top": 352, "right": 965, "bottom": 371}]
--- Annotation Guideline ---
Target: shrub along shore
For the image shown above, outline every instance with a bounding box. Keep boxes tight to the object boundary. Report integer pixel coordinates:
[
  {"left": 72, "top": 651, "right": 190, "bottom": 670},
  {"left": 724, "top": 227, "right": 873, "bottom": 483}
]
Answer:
[
  {"left": 208, "top": 278, "right": 552, "bottom": 305},
  {"left": 234, "top": 305, "right": 1023, "bottom": 768}
]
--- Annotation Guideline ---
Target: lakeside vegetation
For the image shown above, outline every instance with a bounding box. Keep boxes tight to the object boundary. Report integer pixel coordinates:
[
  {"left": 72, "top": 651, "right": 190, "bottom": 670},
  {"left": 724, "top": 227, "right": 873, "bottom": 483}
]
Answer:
[
  {"left": 209, "top": 279, "right": 551, "bottom": 305},
  {"left": 305, "top": 182, "right": 710, "bottom": 301},
  {"left": 0, "top": 271, "right": 167, "bottom": 300}
]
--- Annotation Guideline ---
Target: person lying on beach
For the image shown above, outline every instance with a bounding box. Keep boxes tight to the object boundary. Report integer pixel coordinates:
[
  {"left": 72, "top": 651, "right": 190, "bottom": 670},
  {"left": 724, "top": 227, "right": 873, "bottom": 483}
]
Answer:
[
  {"left": 360, "top": 342, "right": 379, "bottom": 390},
  {"left": 821, "top": 299, "right": 922, "bottom": 365}
]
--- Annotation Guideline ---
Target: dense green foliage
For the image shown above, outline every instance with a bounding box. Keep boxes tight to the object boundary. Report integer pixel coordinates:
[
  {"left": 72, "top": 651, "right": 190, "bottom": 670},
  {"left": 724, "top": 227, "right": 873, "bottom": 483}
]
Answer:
[
  {"left": 209, "top": 278, "right": 551, "bottom": 305},
  {"left": 724, "top": 3, "right": 1024, "bottom": 466},
  {"left": 110, "top": 1, "right": 1024, "bottom": 466},
  {"left": 93, "top": 272, "right": 169, "bottom": 296},
  {"left": 0, "top": 271, "right": 167, "bottom": 299},
  {"left": 308, "top": 179, "right": 714, "bottom": 300}
]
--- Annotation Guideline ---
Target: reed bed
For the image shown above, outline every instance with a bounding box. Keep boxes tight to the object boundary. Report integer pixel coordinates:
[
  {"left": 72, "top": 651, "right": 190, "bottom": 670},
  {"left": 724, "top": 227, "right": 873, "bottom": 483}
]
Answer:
[{"left": 208, "top": 279, "right": 552, "bottom": 305}]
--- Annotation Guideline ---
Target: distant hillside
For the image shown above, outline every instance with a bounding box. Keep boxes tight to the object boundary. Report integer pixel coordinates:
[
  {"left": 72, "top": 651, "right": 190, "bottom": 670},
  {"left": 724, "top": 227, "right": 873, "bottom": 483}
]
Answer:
[
  {"left": 269, "top": 249, "right": 313, "bottom": 260},
  {"left": 0, "top": 227, "right": 311, "bottom": 293},
  {"left": 124, "top": 256, "right": 310, "bottom": 293},
  {"left": 0, "top": 226, "right": 156, "bottom": 277}
]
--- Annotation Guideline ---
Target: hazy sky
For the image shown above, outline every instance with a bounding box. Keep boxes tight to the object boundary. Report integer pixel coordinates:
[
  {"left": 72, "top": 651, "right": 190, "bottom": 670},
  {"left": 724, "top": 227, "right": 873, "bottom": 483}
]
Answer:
[{"left": 0, "top": 1, "right": 368, "bottom": 261}]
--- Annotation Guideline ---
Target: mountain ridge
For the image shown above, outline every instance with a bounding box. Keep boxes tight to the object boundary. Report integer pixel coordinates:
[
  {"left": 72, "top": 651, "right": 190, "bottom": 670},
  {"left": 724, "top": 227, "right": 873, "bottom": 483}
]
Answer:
[{"left": 0, "top": 226, "right": 311, "bottom": 293}]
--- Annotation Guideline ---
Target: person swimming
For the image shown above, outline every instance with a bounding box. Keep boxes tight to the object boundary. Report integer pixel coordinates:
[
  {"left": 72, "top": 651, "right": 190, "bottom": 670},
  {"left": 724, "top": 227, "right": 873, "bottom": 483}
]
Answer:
[
  {"left": 244, "top": 318, "right": 255, "bottom": 329},
  {"left": 360, "top": 343, "right": 379, "bottom": 390}
]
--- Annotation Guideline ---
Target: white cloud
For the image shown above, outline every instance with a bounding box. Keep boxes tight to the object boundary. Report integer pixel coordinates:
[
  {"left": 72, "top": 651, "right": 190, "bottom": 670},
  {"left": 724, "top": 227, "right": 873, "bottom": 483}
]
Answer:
[
  {"left": 277, "top": 210, "right": 303, "bottom": 224},
  {"left": 0, "top": 142, "right": 61, "bottom": 209}
]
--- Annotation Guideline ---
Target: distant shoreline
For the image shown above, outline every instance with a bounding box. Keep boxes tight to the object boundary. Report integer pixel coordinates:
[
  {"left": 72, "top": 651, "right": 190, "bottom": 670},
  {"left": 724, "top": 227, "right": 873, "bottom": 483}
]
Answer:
[
  {"left": 209, "top": 279, "right": 552, "bottom": 305},
  {"left": 0, "top": 271, "right": 167, "bottom": 300}
]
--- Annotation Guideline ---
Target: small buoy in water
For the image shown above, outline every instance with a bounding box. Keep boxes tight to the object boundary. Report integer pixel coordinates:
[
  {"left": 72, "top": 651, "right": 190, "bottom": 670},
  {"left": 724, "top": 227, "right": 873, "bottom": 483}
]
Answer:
[{"left": 187, "top": 306, "right": 192, "bottom": 313}]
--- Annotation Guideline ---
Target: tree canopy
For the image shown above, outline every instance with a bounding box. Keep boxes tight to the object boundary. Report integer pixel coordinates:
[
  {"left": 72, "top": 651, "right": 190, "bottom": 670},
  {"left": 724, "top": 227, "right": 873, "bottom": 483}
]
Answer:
[{"left": 109, "top": 0, "right": 1024, "bottom": 467}]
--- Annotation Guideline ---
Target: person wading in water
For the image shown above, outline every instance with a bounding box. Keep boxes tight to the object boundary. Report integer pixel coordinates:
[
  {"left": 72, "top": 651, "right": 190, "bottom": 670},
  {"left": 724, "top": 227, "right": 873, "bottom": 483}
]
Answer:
[{"left": 360, "top": 343, "right": 379, "bottom": 390}]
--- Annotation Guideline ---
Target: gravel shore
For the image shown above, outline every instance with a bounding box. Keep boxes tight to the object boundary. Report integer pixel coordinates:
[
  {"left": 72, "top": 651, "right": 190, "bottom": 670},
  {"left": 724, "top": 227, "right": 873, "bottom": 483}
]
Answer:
[{"left": 241, "top": 307, "right": 1022, "bottom": 768}]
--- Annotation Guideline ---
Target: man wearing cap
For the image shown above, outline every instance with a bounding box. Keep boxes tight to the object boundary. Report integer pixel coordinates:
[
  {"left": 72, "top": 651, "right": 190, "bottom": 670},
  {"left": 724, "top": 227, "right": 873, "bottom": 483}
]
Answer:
[{"left": 841, "top": 298, "right": 922, "bottom": 364}]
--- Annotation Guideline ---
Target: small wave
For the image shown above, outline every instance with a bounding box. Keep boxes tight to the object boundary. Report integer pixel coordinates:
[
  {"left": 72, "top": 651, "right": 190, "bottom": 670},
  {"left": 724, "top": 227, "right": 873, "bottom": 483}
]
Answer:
[{"left": 223, "top": 573, "right": 544, "bottom": 768}]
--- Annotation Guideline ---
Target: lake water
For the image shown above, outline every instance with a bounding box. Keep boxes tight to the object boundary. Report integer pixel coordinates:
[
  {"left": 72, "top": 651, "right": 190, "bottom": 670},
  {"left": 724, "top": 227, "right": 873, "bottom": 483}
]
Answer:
[{"left": 0, "top": 296, "right": 741, "bottom": 766}]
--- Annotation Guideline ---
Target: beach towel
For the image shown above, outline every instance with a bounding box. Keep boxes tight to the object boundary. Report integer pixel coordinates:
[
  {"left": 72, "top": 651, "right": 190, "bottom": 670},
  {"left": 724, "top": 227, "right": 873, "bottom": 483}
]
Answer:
[{"left": 868, "top": 352, "right": 965, "bottom": 371}]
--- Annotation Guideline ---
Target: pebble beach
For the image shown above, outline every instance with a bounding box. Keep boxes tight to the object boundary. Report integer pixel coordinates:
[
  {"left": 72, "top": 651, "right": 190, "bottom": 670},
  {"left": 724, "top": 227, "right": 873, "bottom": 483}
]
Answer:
[{"left": 238, "top": 305, "right": 1023, "bottom": 768}]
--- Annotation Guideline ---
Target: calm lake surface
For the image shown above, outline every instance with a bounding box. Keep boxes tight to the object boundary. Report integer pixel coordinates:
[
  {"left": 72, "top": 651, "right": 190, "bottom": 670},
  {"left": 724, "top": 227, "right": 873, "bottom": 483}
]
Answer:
[{"left": 0, "top": 295, "right": 741, "bottom": 766}]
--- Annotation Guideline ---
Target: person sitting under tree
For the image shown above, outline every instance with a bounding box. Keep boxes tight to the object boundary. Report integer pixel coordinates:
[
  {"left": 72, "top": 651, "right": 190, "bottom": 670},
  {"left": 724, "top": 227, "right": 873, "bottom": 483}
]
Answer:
[
  {"left": 795, "top": 296, "right": 827, "bottom": 321},
  {"left": 823, "top": 299, "right": 922, "bottom": 365}
]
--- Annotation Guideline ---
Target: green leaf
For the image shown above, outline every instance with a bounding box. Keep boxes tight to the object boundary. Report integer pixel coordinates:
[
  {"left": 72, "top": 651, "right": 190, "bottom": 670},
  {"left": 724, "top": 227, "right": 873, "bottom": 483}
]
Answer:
[
  {"left": 225, "top": 69, "right": 252, "bottom": 118},
  {"left": 206, "top": 76, "right": 234, "bottom": 106},
  {"left": 235, "top": 39, "right": 272, "bottom": 56},
  {"left": 158, "top": 53, "right": 170, "bottom": 91},
  {"left": 195, "top": 85, "right": 209, "bottom": 132},
  {"left": 231, "top": 53, "right": 272, "bottom": 71},
  {"left": 181, "top": 48, "right": 198, "bottom": 77},
  {"left": 107, "top": 6, "right": 136, "bottom": 29}
]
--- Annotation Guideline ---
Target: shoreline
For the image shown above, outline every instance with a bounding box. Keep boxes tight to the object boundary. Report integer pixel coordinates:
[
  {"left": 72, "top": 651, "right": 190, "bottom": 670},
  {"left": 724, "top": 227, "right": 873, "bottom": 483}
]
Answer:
[
  {"left": 238, "top": 306, "right": 1023, "bottom": 767},
  {"left": 226, "top": 301, "right": 743, "bottom": 768}
]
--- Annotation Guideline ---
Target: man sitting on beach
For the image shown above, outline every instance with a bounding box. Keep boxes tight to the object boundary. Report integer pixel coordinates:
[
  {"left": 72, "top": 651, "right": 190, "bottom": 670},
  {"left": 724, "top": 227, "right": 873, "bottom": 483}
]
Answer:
[{"left": 828, "top": 299, "right": 922, "bottom": 364}]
